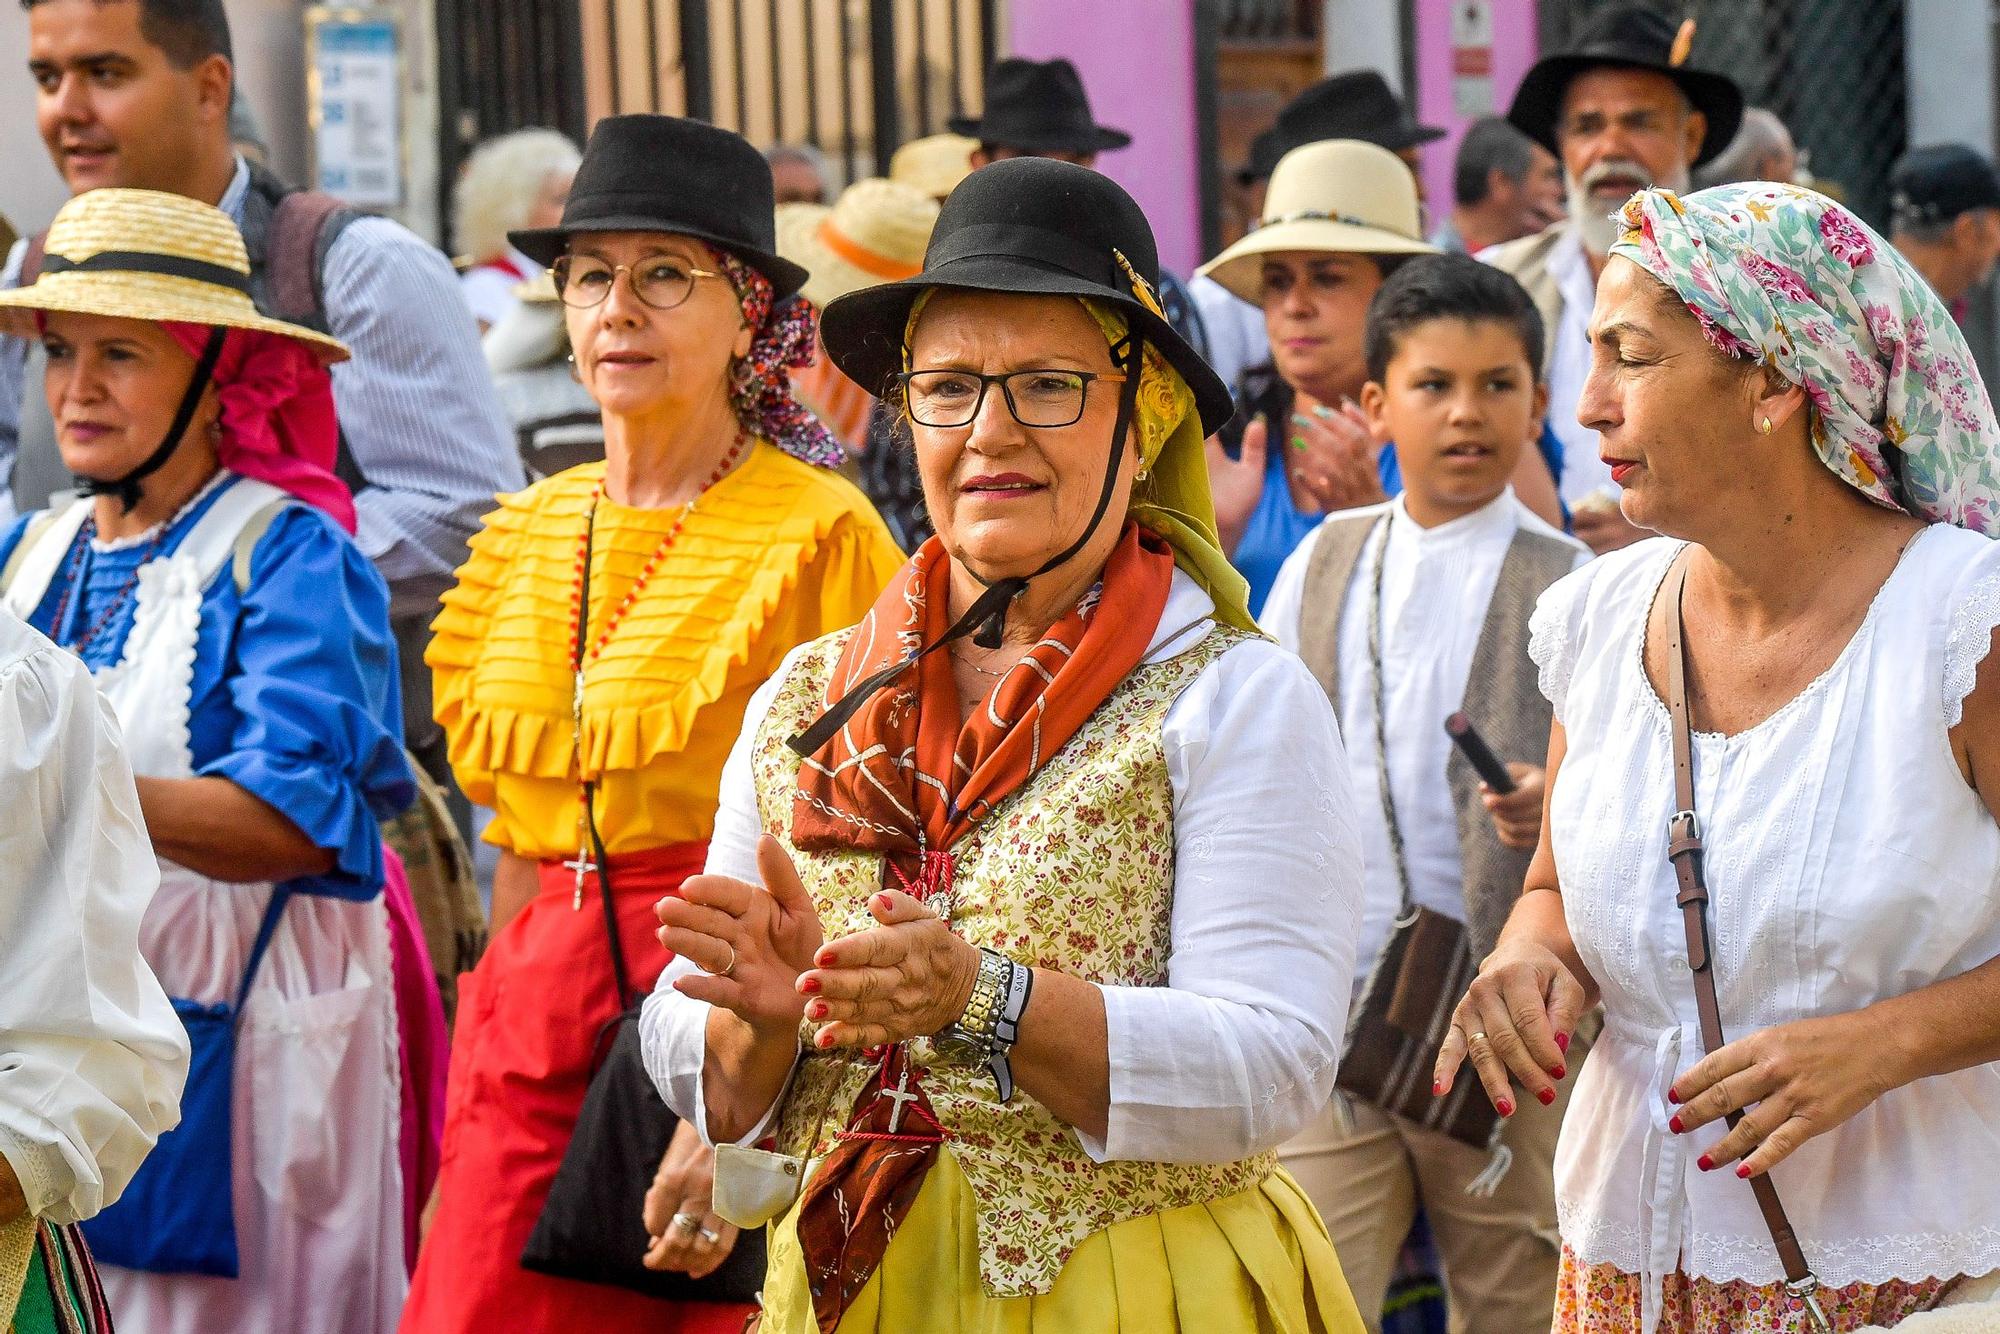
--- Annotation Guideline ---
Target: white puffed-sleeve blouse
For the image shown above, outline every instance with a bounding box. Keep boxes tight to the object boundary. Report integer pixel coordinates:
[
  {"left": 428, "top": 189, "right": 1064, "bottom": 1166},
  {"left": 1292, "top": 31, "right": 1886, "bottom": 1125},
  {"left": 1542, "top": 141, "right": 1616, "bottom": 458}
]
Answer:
[
  {"left": 1530, "top": 529, "right": 2000, "bottom": 1326},
  {"left": 0, "top": 609, "right": 189, "bottom": 1223},
  {"left": 642, "top": 570, "right": 1365, "bottom": 1165}
]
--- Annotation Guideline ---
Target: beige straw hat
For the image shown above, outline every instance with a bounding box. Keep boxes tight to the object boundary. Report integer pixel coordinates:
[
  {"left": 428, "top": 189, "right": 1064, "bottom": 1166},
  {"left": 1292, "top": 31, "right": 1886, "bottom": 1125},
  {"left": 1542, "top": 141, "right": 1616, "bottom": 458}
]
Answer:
[
  {"left": 1196, "top": 139, "right": 1437, "bottom": 305},
  {"left": 776, "top": 178, "right": 938, "bottom": 311},
  {"left": 888, "top": 133, "right": 977, "bottom": 201},
  {"left": 0, "top": 188, "right": 349, "bottom": 362}
]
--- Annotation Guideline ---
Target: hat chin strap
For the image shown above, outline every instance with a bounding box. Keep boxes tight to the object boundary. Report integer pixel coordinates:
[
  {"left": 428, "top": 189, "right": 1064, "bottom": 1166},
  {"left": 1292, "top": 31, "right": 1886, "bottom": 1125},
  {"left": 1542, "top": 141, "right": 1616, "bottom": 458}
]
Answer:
[
  {"left": 788, "top": 332, "right": 1145, "bottom": 759},
  {"left": 74, "top": 326, "right": 227, "bottom": 516}
]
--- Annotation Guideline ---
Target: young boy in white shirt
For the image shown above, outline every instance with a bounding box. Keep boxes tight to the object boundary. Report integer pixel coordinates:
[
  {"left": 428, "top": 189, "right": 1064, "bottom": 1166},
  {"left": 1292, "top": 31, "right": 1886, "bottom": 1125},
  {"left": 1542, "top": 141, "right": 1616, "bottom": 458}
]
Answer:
[{"left": 1262, "top": 253, "right": 1589, "bottom": 1334}]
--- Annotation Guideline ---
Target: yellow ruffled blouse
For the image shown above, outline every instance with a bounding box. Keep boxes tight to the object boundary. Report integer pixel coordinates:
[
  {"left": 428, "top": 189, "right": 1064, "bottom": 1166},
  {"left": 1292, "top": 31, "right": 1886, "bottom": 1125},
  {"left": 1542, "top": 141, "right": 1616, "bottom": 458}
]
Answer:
[{"left": 427, "top": 444, "right": 904, "bottom": 859}]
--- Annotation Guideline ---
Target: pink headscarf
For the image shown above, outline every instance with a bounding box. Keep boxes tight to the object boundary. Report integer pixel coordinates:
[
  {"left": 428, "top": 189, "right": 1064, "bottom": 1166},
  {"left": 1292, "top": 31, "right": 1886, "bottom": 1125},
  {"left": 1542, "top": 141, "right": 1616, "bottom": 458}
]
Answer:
[{"left": 162, "top": 322, "right": 358, "bottom": 533}]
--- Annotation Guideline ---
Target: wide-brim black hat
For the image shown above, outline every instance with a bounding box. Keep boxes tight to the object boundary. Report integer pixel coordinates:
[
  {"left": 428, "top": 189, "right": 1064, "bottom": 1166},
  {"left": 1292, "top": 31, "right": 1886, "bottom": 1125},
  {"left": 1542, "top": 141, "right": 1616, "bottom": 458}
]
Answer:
[
  {"left": 1507, "top": 6, "right": 1744, "bottom": 169},
  {"left": 1236, "top": 70, "right": 1445, "bottom": 184},
  {"left": 820, "top": 157, "right": 1230, "bottom": 432},
  {"left": 947, "top": 58, "right": 1132, "bottom": 155},
  {"left": 510, "top": 114, "right": 807, "bottom": 298}
]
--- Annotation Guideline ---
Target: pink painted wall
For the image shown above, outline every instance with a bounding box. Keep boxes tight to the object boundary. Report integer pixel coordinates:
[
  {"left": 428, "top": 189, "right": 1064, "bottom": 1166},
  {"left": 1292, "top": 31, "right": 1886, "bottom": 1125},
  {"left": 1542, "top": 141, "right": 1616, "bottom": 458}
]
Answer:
[
  {"left": 1411, "top": 0, "right": 1544, "bottom": 217},
  {"left": 1005, "top": 1, "right": 1204, "bottom": 275}
]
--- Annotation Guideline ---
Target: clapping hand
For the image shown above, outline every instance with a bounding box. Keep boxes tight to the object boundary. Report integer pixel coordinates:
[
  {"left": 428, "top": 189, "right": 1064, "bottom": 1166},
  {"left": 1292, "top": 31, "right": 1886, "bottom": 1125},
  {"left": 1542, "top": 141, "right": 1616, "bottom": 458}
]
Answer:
[
  {"left": 661, "top": 835, "right": 825, "bottom": 1041},
  {"left": 1286, "top": 399, "right": 1387, "bottom": 513},
  {"left": 795, "top": 889, "right": 982, "bottom": 1051}
]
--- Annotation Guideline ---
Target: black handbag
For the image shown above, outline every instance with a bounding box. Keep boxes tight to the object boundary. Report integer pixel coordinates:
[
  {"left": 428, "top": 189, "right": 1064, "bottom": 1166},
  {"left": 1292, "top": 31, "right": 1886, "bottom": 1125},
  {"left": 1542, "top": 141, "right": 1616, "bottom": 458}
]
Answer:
[{"left": 519, "top": 491, "right": 765, "bottom": 1301}]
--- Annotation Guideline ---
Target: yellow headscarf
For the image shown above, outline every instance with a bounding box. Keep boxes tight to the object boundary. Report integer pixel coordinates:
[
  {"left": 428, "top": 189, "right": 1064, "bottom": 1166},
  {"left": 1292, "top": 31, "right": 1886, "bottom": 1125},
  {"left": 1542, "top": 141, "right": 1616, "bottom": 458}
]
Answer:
[{"left": 901, "top": 292, "right": 1257, "bottom": 633}]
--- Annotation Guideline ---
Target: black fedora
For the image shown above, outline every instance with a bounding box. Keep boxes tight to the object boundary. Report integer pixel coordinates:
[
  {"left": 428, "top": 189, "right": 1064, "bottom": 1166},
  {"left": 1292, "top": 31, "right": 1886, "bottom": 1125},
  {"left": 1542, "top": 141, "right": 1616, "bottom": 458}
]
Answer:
[
  {"left": 947, "top": 58, "right": 1132, "bottom": 156},
  {"left": 1507, "top": 6, "right": 1744, "bottom": 168},
  {"left": 1237, "top": 70, "right": 1444, "bottom": 184},
  {"left": 819, "top": 156, "right": 1230, "bottom": 433},
  {"left": 510, "top": 114, "right": 807, "bottom": 298}
]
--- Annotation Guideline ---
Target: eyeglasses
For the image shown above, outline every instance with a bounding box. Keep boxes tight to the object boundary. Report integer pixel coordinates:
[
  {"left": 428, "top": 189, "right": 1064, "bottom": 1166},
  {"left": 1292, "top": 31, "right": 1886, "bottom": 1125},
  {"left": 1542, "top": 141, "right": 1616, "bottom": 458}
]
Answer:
[
  {"left": 895, "top": 368, "right": 1128, "bottom": 428},
  {"left": 551, "top": 255, "right": 723, "bottom": 311}
]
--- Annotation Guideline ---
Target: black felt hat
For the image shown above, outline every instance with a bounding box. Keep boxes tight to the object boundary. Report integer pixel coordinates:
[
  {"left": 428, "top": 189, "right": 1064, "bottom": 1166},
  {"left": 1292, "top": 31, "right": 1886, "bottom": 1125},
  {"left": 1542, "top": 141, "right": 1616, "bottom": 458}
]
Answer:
[
  {"left": 1506, "top": 6, "right": 1744, "bottom": 169},
  {"left": 1891, "top": 144, "right": 2000, "bottom": 224},
  {"left": 819, "top": 157, "right": 1231, "bottom": 432},
  {"left": 1237, "top": 70, "right": 1445, "bottom": 184},
  {"left": 947, "top": 58, "right": 1132, "bottom": 156},
  {"left": 509, "top": 114, "right": 807, "bottom": 298}
]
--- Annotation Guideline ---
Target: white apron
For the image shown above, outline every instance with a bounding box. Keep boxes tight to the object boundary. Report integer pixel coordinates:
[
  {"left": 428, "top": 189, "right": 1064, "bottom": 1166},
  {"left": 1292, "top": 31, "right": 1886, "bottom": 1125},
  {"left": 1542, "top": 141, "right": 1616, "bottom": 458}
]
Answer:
[{"left": 4, "top": 478, "right": 406, "bottom": 1332}]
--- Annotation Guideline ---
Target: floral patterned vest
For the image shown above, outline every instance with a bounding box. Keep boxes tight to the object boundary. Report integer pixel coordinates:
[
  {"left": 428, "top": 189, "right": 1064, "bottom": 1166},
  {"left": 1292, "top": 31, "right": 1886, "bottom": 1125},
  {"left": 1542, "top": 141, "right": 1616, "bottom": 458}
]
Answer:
[{"left": 751, "top": 625, "right": 1279, "bottom": 1297}]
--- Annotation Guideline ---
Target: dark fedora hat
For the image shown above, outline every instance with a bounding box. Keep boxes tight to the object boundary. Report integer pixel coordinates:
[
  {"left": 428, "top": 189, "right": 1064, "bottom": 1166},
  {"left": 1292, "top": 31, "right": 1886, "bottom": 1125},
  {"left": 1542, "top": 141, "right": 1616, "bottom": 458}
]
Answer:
[
  {"left": 1237, "top": 70, "right": 1444, "bottom": 184},
  {"left": 820, "top": 157, "right": 1230, "bottom": 432},
  {"left": 947, "top": 58, "right": 1132, "bottom": 156},
  {"left": 510, "top": 114, "right": 807, "bottom": 298},
  {"left": 1506, "top": 6, "right": 1744, "bottom": 168}
]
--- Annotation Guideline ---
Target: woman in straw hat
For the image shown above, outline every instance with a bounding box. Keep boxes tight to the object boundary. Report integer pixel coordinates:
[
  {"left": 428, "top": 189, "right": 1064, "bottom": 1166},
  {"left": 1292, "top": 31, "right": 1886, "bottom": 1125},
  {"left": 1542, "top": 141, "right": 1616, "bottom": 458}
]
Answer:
[
  {"left": 641, "top": 155, "right": 1368, "bottom": 1332},
  {"left": 404, "top": 114, "right": 901, "bottom": 1334},
  {"left": 0, "top": 188, "right": 419, "bottom": 1331},
  {"left": 1198, "top": 139, "right": 1563, "bottom": 614},
  {"left": 1436, "top": 182, "right": 2000, "bottom": 1332}
]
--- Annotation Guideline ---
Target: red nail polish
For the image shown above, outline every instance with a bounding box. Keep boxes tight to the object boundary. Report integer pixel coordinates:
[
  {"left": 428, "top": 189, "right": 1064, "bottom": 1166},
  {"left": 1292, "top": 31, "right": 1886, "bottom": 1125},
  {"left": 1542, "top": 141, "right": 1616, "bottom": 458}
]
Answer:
[
  {"left": 815, "top": 1029, "right": 835, "bottom": 1048},
  {"left": 799, "top": 976, "right": 821, "bottom": 994},
  {"left": 807, "top": 1001, "right": 828, "bottom": 1020},
  {"left": 1549, "top": 1064, "right": 1566, "bottom": 1080},
  {"left": 1736, "top": 1165, "right": 1752, "bottom": 1179},
  {"left": 1668, "top": 1087, "right": 1681, "bottom": 1104},
  {"left": 1697, "top": 1154, "right": 1715, "bottom": 1172},
  {"left": 1537, "top": 1087, "right": 1556, "bottom": 1106},
  {"left": 1496, "top": 1098, "right": 1515, "bottom": 1117},
  {"left": 1670, "top": 1115, "right": 1685, "bottom": 1134},
  {"left": 872, "top": 894, "right": 890, "bottom": 913},
  {"left": 1554, "top": 1031, "right": 1570, "bottom": 1054},
  {"left": 1431, "top": 1080, "right": 1445, "bottom": 1097},
  {"left": 816, "top": 951, "right": 835, "bottom": 967}
]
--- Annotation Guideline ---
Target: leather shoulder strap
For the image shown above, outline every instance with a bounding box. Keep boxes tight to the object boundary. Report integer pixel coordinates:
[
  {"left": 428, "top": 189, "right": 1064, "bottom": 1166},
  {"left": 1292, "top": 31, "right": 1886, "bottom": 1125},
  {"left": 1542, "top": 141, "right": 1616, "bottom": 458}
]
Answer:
[
  {"left": 1295, "top": 513, "right": 1380, "bottom": 708},
  {"left": 0, "top": 497, "right": 90, "bottom": 618},
  {"left": 1662, "top": 556, "right": 1828, "bottom": 1323}
]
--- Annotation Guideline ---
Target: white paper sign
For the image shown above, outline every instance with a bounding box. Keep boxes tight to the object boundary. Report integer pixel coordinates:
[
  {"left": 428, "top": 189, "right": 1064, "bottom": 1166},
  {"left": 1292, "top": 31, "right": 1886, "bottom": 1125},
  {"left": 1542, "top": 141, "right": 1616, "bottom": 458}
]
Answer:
[
  {"left": 1451, "top": 0, "right": 1495, "bottom": 118},
  {"left": 312, "top": 13, "right": 402, "bottom": 209}
]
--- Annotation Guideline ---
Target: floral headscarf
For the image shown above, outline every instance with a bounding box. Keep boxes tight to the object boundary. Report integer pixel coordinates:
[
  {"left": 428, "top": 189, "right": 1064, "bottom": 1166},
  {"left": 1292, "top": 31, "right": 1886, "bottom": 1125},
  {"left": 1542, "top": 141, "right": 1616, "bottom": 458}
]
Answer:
[
  {"left": 707, "top": 248, "right": 844, "bottom": 469},
  {"left": 1612, "top": 182, "right": 2000, "bottom": 534}
]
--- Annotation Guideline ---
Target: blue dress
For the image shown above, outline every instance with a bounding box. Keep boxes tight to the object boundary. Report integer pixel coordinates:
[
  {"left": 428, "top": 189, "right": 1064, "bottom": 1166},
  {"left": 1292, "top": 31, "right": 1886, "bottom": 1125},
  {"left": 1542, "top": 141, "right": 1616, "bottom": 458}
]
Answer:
[{"left": 0, "top": 481, "right": 412, "bottom": 895}]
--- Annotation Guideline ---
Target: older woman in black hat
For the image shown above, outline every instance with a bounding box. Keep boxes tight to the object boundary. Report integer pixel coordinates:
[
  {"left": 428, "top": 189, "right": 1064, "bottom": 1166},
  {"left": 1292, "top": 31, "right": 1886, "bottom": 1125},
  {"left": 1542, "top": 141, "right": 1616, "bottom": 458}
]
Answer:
[
  {"left": 640, "top": 157, "right": 1369, "bottom": 1331},
  {"left": 404, "top": 115, "right": 902, "bottom": 1334}
]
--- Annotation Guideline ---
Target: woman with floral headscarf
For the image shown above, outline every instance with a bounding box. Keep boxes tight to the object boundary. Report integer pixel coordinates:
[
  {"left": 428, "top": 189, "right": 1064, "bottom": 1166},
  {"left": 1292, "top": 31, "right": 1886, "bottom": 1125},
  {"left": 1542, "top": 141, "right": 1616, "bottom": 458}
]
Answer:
[
  {"left": 1435, "top": 181, "right": 2000, "bottom": 1333},
  {"left": 403, "top": 117, "right": 902, "bottom": 1333}
]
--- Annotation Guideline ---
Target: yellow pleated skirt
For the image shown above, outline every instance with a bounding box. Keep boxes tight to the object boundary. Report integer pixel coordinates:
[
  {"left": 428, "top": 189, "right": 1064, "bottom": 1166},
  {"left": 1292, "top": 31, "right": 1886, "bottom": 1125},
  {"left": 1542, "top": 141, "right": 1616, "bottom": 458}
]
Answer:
[{"left": 756, "top": 1151, "right": 1367, "bottom": 1333}]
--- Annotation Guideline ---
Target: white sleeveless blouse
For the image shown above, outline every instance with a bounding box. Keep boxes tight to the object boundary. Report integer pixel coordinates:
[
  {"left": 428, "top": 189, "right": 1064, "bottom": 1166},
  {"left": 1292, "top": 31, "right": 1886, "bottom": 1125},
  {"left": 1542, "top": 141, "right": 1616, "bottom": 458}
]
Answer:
[{"left": 1528, "top": 528, "right": 2000, "bottom": 1299}]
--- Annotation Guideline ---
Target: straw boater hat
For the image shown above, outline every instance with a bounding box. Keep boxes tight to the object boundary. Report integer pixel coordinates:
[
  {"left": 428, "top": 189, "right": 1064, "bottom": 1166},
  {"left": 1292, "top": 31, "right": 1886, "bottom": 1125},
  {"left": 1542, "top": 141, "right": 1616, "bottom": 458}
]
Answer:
[
  {"left": 889, "top": 134, "right": 977, "bottom": 201},
  {"left": 775, "top": 178, "right": 939, "bottom": 311},
  {"left": 0, "top": 188, "right": 349, "bottom": 360},
  {"left": 1196, "top": 139, "right": 1438, "bottom": 305}
]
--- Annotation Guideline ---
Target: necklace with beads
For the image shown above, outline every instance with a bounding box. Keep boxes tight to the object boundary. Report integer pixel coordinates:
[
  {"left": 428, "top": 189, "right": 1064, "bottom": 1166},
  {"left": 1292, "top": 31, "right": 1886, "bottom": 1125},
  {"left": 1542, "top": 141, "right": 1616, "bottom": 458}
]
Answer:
[{"left": 561, "top": 429, "right": 749, "bottom": 908}]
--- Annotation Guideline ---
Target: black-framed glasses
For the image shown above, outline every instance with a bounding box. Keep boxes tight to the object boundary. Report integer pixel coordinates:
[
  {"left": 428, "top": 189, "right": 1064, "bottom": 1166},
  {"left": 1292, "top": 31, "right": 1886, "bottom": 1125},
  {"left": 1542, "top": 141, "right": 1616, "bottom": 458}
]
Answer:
[
  {"left": 551, "top": 254, "right": 723, "bottom": 311},
  {"left": 895, "top": 368, "right": 1129, "bottom": 428}
]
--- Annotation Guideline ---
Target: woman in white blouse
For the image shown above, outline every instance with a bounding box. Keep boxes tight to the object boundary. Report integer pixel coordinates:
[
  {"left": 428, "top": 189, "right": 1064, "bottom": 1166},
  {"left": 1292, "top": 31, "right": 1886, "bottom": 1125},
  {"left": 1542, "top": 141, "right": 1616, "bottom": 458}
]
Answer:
[
  {"left": 1435, "top": 182, "right": 2000, "bottom": 1333},
  {"left": 0, "top": 605, "right": 187, "bottom": 1326},
  {"left": 639, "top": 158, "right": 1368, "bottom": 1331}
]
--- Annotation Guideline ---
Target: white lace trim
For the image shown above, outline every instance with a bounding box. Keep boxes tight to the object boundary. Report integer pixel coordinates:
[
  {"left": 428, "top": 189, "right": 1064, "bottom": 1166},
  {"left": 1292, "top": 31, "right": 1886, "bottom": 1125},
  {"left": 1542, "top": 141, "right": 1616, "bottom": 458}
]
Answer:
[
  {"left": 1527, "top": 585, "right": 1574, "bottom": 715},
  {"left": 1560, "top": 1197, "right": 2000, "bottom": 1288},
  {"left": 1944, "top": 565, "right": 2000, "bottom": 728}
]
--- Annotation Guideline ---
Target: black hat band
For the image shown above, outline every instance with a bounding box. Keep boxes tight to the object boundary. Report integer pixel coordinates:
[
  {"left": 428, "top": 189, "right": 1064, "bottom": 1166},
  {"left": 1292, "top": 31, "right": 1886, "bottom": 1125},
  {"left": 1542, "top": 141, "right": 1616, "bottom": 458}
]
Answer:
[
  {"left": 927, "top": 223, "right": 1128, "bottom": 289},
  {"left": 41, "top": 250, "right": 253, "bottom": 296}
]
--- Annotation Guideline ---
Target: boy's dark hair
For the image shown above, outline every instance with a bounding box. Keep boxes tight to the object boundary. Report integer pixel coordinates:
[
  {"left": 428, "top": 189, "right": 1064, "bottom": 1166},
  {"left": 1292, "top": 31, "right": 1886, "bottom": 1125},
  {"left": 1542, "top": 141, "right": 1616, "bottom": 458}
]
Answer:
[
  {"left": 1363, "top": 252, "right": 1544, "bottom": 384},
  {"left": 21, "top": 0, "right": 232, "bottom": 67}
]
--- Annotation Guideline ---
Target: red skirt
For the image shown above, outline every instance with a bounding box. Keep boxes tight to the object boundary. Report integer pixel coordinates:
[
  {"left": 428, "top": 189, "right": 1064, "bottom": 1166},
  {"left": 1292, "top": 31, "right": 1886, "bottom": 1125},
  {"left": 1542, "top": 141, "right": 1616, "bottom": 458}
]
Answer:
[{"left": 400, "top": 843, "right": 755, "bottom": 1334}]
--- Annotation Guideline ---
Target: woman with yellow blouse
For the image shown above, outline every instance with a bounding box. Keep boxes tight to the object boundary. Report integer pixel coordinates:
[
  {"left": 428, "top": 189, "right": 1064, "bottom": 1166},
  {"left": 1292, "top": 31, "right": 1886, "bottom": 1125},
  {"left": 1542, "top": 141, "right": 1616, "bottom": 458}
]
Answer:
[{"left": 402, "top": 116, "right": 902, "bottom": 1334}]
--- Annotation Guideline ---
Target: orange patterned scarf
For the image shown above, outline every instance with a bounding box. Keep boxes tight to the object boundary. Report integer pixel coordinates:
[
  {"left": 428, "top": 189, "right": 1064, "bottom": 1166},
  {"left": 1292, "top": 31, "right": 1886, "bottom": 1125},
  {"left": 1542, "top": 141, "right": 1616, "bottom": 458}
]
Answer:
[{"left": 787, "top": 520, "right": 1173, "bottom": 1330}]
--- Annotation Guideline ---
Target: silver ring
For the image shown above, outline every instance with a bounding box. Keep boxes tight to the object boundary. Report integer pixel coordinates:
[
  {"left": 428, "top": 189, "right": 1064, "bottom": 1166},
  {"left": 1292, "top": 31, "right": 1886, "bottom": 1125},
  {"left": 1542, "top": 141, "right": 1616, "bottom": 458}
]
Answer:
[
  {"left": 671, "top": 1211, "right": 701, "bottom": 1234},
  {"left": 697, "top": 1226, "right": 722, "bottom": 1244}
]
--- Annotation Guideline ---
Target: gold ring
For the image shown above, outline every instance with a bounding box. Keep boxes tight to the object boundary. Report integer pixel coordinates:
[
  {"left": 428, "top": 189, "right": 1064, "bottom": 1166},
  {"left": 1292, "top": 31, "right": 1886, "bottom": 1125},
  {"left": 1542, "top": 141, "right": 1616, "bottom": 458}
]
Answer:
[
  {"left": 716, "top": 942, "right": 737, "bottom": 978},
  {"left": 1469, "top": 1031, "right": 1489, "bottom": 1045}
]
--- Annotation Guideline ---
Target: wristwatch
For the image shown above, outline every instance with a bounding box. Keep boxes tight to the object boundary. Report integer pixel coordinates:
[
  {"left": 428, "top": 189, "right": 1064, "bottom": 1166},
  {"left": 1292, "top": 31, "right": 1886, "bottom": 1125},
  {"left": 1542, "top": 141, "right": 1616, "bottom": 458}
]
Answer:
[{"left": 932, "top": 946, "right": 1033, "bottom": 1101}]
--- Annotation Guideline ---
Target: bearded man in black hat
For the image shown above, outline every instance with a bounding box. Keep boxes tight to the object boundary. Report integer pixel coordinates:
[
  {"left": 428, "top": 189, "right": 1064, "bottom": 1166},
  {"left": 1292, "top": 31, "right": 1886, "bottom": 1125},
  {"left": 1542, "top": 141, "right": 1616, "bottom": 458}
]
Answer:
[
  {"left": 1195, "top": 69, "right": 1445, "bottom": 393},
  {"left": 1482, "top": 5, "right": 1740, "bottom": 555}
]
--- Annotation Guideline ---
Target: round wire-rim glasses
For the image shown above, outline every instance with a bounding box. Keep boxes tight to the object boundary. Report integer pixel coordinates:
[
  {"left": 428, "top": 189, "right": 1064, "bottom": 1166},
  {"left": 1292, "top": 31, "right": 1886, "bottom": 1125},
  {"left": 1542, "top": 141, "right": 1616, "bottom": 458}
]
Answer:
[
  {"left": 551, "top": 254, "right": 724, "bottom": 311},
  {"left": 895, "top": 368, "right": 1130, "bottom": 428}
]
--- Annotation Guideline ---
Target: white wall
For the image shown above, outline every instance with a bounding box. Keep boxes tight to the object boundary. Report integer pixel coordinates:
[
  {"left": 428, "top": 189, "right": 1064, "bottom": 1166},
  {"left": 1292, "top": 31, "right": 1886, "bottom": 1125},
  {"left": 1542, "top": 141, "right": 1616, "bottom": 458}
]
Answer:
[
  {"left": 1905, "top": 0, "right": 1995, "bottom": 150},
  {"left": 1321, "top": 0, "right": 1403, "bottom": 86},
  {"left": 0, "top": 5, "right": 71, "bottom": 240}
]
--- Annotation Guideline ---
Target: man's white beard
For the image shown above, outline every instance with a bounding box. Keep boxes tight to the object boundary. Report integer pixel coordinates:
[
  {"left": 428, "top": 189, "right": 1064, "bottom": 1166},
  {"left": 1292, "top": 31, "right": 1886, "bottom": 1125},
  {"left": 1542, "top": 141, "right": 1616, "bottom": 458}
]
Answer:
[{"left": 1570, "top": 159, "right": 1690, "bottom": 256}]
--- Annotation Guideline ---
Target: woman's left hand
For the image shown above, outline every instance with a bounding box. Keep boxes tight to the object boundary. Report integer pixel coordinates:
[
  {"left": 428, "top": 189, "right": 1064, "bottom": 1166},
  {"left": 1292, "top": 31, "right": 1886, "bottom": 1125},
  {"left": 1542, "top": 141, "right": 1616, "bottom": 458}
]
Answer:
[
  {"left": 641, "top": 1120, "right": 739, "bottom": 1277},
  {"left": 796, "top": 890, "right": 982, "bottom": 1050},
  {"left": 1288, "top": 401, "right": 1387, "bottom": 513},
  {"left": 1669, "top": 1007, "right": 1897, "bottom": 1178}
]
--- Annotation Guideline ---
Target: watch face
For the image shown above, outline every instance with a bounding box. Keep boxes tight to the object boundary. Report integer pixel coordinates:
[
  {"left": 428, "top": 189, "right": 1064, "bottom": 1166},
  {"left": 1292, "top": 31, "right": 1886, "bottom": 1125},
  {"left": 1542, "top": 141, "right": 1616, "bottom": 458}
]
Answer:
[{"left": 932, "top": 1032, "right": 985, "bottom": 1066}]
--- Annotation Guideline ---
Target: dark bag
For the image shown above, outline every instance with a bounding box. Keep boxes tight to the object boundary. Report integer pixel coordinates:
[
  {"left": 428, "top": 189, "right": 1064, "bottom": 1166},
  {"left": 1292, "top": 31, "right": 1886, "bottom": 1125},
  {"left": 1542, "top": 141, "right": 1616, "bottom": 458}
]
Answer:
[
  {"left": 81, "top": 889, "right": 290, "bottom": 1277},
  {"left": 519, "top": 495, "right": 764, "bottom": 1302},
  {"left": 1333, "top": 517, "right": 1504, "bottom": 1151}
]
